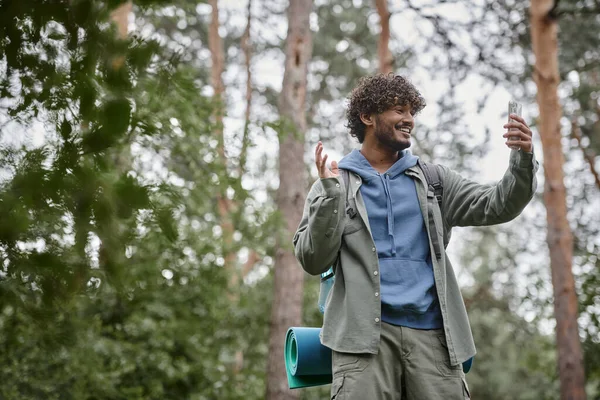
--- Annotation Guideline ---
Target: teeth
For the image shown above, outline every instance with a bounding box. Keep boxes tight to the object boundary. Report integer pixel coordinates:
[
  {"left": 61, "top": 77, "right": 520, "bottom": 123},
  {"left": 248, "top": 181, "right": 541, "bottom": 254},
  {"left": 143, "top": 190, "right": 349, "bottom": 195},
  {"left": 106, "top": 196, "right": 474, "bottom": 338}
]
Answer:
[{"left": 399, "top": 127, "right": 411, "bottom": 133}]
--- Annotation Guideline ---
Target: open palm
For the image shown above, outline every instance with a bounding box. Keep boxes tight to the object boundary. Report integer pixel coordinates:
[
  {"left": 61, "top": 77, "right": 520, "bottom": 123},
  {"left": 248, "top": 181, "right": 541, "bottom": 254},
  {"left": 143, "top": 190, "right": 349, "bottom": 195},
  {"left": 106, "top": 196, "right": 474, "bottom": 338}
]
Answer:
[{"left": 315, "top": 141, "right": 339, "bottom": 179}]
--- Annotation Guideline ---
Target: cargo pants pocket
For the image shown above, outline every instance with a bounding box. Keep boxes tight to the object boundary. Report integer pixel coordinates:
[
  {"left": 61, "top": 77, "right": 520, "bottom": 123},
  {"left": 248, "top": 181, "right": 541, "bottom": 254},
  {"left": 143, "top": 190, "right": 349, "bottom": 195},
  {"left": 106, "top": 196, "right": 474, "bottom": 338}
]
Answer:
[
  {"left": 332, "top": 351, "right": 370, "bottom": 375},
  {"left": 432, "top": 334, "right": 463, "bottom": 377}
]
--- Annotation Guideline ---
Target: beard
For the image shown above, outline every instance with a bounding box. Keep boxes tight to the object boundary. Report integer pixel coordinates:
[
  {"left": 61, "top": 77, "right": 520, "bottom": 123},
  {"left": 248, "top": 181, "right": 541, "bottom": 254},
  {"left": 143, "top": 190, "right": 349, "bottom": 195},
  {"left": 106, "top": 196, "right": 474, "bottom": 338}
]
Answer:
[{"left": 373, "top": 116, "right": 411, "bottom": 152}]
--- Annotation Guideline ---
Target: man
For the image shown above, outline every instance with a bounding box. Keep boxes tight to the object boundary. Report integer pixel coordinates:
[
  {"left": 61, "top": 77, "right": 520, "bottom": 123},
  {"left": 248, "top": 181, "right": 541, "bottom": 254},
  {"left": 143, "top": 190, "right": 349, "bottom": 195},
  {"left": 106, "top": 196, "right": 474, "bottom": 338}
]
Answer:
[{"left": 293, "top": 74, "right": 539, "bottom": 399}]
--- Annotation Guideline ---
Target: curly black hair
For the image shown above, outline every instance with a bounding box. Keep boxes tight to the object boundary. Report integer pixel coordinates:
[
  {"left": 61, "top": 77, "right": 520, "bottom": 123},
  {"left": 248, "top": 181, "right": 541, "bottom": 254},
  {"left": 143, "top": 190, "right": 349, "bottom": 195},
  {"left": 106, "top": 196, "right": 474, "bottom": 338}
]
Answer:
[{"left": 346, "top": 74, "right": 426, "bottom": 143}]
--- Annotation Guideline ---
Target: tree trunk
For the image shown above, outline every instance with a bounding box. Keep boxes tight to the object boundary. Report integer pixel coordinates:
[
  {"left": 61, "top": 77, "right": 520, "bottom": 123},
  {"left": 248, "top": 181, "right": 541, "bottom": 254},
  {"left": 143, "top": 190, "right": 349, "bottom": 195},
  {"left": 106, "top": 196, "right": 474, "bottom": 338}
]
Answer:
[
  {"left": 208, "top": 0, "right": 236, "bottom": 278},
  {"left": 374, "top": 0, "right": 393, "bottom": 74},
  {"left": 266, "top": 0, "right": 313, "bottom": 399},
  {"left": 529, "top": 2, "right": 587, "bottom": 399},
  {"left": 110, "top": 2, "right": 131, "bottom": 39},
  {"left": 110, "top": 1, "right": 132, "bottom": 70},
  {"left": 230, "top": 0, "right": 258, "bottom": 293}
]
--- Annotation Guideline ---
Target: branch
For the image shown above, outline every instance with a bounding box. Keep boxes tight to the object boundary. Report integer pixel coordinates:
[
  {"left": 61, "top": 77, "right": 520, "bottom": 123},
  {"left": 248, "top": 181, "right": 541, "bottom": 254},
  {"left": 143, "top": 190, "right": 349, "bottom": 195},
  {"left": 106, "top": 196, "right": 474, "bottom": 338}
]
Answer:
[{"left": 571, "top": 118, "right": 600, "bottom": 190}]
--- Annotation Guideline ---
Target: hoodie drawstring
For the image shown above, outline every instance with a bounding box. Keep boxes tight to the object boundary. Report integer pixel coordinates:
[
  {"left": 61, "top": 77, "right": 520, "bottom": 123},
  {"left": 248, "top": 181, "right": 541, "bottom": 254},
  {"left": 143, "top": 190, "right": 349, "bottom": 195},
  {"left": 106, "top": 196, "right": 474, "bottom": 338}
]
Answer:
[{"left": 380, "top": 173, "right": 396, "bottom": 256}]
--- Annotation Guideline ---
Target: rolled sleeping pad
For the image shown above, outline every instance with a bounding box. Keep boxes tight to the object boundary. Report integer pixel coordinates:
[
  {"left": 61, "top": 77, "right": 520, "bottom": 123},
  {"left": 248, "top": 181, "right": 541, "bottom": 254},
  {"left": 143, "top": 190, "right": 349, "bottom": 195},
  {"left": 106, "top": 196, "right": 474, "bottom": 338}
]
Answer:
[
  {"left": 283, "top": 327, "right": 473, "bottom": 390},
  {"left": 284, "top": 327, "right": 332, "bottom": 389}
]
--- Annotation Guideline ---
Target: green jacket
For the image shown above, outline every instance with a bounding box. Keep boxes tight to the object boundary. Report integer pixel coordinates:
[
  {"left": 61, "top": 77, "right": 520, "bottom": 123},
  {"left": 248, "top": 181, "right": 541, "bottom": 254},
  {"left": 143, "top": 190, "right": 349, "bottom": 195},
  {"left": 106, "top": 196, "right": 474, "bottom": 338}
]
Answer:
[{"left": 293, "top": 149, "right": 539, "bottom": 365}]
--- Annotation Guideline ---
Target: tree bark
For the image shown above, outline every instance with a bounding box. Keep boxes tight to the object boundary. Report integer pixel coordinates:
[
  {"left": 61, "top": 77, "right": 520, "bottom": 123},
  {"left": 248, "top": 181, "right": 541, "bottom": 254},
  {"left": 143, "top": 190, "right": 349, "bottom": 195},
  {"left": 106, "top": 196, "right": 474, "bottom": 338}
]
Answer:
[
  {"left": 110, "top": 1, "right": 131, "bottom": 39},
  {"left": 110, "top": 1, "right": 132, "bottom": 70},
  {"left": 530, "top": 2, "right": 587, "bottom": 399},
  {"left": 374, "top": 0, "right": 393, "bottom": 74},
  {"left": 208, "top": 0, "right": 236, "bottom": 277},
  {"left": 266, "top": 0, "right": 313, "bottom": 399}
]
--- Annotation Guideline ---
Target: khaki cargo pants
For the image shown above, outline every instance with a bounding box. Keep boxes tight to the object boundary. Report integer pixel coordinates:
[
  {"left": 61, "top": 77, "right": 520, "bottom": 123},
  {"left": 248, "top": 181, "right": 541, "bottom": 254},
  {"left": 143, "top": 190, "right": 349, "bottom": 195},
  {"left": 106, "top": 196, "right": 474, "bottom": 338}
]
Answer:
[{"left": 330, "top": 322, "right": 471, "bottom": 400}]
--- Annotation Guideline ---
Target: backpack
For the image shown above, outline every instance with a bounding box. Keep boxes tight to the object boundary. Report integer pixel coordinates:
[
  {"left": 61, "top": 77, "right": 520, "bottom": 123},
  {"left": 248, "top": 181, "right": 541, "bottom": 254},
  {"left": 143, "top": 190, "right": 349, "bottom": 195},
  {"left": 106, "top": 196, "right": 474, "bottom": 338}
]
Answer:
[{"left": 317, "top": 160, "right": 444, "bottom": 313}]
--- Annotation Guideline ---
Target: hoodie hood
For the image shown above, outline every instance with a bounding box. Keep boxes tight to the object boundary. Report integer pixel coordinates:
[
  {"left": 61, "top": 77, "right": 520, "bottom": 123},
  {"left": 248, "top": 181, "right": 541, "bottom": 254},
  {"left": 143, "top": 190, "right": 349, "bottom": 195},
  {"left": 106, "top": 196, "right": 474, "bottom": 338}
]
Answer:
[
  {"left": 338, "top": 149, "right": 418, "bottom": 181},
  {"left": 338, "top": 149, "right": 419, "bottom": 257}
]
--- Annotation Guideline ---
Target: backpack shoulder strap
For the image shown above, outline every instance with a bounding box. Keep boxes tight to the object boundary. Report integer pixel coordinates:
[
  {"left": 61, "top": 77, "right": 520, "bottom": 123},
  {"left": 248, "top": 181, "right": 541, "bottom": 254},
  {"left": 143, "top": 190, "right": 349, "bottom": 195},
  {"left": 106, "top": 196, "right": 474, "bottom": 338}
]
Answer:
[
  {"left": 417, "top": 159, "right": 443, "bottom": 209},
  {"left": 341, "top": 168, "right": 350, "bottom": 193},
  {"left": 323, "top": 169, "right": 355, "bottom": 282},
  {"left": 340, "top": 169, "right": 357, "bottom": 219},
  {"left": 417, "top": 159, "right": 444, "bottom": 260}
]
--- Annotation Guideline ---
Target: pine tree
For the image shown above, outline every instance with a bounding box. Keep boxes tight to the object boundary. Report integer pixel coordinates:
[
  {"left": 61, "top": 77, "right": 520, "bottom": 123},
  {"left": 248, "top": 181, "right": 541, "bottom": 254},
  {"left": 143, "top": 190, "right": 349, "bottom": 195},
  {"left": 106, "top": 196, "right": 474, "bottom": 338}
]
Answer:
[
  {"left": 266, "top": 0, "right": 314, "bottom": 399},
  {"left": 530, "top": 0, "right": 586, "bottom": 398}
]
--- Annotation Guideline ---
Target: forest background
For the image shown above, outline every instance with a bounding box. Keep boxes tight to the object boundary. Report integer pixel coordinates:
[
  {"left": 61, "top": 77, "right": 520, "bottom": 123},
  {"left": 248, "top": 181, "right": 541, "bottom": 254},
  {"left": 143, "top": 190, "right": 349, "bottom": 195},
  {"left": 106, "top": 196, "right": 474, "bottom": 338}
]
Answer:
[{"left": 0, "top": 0, "right": 599, "bottom": 399}]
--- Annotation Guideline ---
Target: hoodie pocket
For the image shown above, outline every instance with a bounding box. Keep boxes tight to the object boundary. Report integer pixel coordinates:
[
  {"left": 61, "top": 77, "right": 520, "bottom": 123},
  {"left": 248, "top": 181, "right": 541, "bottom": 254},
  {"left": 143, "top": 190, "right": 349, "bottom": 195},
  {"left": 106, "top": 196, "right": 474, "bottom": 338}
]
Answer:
[{"left": 379, "top": 258, "right": 436, "bottom": 314}]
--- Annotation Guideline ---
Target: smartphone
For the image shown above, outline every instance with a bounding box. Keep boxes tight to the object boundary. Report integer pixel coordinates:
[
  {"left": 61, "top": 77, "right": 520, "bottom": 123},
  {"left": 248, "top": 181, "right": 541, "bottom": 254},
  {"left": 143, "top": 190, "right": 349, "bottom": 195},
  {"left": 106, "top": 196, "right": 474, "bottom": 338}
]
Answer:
[{"left": 508, "top": 100, "right": 522, "bottom": 150}]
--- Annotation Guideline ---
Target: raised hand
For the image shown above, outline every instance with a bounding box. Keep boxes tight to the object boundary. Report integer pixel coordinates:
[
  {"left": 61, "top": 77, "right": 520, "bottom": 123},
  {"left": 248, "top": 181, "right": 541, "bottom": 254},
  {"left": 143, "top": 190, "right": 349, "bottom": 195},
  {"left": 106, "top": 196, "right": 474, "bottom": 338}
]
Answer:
[
  {"left": 503, "top": 114, "right": 534, "bottom": 153},
  {"left": 315, "top": 141, "right": 339, "bottom": 179}
]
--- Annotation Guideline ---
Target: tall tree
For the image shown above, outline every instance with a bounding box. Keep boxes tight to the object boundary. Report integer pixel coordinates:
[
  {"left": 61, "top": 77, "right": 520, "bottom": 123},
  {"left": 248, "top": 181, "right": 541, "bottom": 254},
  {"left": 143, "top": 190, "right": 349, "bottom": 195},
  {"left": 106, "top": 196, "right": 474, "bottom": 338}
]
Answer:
[
  {"left": 530, "top": 1, "right": 586, "bottom": 399},
  {"left": 266, "top": 0, "right": 313, "bottom": 399},
  {"left": 208, "top": 0, "right": 237, "bottom": 279},
  {"left": 110, "top": 2, "right": 132, "bottom": 39},
  {"left": 374, "top": 0, "right": 393, "bottom": 74}
]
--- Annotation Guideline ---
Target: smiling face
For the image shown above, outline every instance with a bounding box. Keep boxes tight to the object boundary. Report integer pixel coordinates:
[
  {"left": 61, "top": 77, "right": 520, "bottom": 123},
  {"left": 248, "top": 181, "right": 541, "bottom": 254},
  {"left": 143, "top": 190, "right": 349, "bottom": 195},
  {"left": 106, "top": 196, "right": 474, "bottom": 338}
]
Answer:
[
  {"left": 371, "top": 104, "right": 415, "bottom": 152},
  {"left": 346, "top": 74, "right": 425, "bottom": 144}
]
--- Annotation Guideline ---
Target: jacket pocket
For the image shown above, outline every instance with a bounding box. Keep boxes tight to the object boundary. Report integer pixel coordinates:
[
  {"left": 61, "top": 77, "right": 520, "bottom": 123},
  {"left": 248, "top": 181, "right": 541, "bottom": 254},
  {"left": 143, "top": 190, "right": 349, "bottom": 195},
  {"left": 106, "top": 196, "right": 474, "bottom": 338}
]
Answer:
[{"left": 330, "top": 375, "right": 344, "bottom": 399}]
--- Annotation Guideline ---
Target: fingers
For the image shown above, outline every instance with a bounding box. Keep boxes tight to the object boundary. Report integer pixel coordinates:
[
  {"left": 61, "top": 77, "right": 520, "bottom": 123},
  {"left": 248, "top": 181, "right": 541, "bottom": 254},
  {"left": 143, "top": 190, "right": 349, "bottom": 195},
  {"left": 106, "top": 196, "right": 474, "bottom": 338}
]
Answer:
[
  {"left": 315, "top": 142, "right": 324, "bottom": 177},
  {"left": 502, "top": 129, "right": 531, "bottom": 141},
  {"left": 315, "top": 141, "right": 323, "bottom": 163},
  {"left": 315, "top": 141, "right": 340, "bottom": 178},
  {"left": 315, "top": 141, "right": 329, "bottom": 178},
  {"left": 503, "top": 120, "right": 532, "bottom": 138},
  {"left": 503, "top": 116, "right": 533, "bottom": 152},
  {"left": 508, "top": 113, "right": 527, "bottom": 126},
  {"left": 504, "top": 131, "right": 533, "bottom": 152}
]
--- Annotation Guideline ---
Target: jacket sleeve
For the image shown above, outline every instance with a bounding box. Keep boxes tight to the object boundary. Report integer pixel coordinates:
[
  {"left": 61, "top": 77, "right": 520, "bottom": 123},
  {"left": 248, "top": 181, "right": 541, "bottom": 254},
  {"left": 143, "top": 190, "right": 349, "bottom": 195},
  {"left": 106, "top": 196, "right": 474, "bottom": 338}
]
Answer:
[
  {"left": 439, "top": 149, "right": 539, "bottom": 228},
  {"left": 293, "top": 176, "right": 346, "bottom": 276}
]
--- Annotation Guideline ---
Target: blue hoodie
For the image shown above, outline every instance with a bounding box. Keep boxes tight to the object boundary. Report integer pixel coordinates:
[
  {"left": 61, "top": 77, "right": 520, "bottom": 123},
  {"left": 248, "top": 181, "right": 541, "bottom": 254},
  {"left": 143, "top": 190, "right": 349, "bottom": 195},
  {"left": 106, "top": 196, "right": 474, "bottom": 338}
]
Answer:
[{"left": 338, "top": 149, "right": 442, "bottom": 329}]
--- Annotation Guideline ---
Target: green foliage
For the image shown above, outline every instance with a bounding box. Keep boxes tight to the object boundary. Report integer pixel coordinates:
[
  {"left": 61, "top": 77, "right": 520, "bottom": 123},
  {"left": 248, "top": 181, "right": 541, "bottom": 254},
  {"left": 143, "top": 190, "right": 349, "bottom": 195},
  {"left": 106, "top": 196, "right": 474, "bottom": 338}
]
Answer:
[
  {"left": 466, "top": 298, "right": 559, "bottom": 400},
  {"left": 0, "top": 1, "right": 277, "bottom": 398},
  {"left": 0, "top": 0, "right": 186, "bottom": 304}
]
